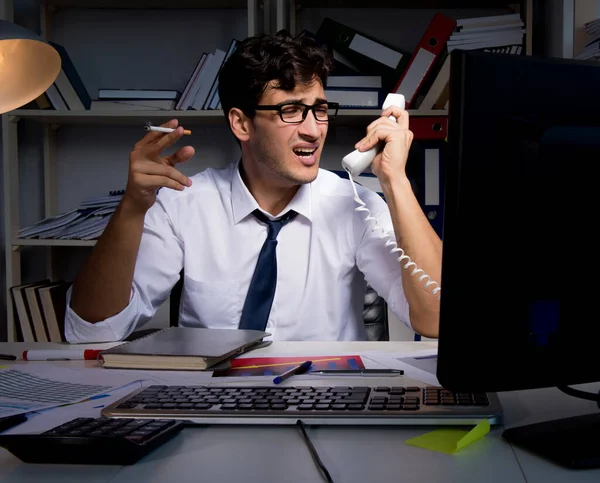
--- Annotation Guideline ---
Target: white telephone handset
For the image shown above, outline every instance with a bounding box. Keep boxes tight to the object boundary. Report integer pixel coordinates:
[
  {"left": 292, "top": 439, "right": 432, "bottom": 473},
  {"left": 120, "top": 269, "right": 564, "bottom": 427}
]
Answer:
[
  {"left": 342, "top": 93, "right": 406, "bottom": 177},
  {"left": 342, "top": 93, "right": 441, "bottom": 300}
]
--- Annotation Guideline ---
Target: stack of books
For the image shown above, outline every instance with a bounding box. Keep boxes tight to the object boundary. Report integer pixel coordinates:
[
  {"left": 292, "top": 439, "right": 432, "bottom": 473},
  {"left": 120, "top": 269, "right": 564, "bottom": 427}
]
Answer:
[
  {"left": 175, "top": 39, "right": 238, "bottom": 111},
  {"left": 34, "top": 42, "right": 91, "bottom": 110},
  {"left": 10, "top": 279, "right": 71, "bottom": 342}
]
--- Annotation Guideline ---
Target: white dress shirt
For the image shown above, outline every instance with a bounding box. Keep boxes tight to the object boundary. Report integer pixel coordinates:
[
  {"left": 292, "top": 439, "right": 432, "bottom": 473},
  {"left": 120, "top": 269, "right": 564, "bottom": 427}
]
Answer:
[{"left": 64, "top": 160, "right": 411, "bottom": 342}]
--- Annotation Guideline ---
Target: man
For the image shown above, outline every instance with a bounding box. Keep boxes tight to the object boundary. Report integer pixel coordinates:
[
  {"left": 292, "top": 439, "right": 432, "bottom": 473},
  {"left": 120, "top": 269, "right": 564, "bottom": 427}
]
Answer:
[{"left": 66, "top": 31, "right": 442, "bottom": 343}]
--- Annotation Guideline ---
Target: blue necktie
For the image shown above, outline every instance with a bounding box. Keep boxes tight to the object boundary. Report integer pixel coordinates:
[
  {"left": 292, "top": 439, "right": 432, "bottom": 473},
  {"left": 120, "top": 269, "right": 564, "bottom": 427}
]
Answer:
[{"left": 238, "top": 209, "right": 297, "bottom": 332}]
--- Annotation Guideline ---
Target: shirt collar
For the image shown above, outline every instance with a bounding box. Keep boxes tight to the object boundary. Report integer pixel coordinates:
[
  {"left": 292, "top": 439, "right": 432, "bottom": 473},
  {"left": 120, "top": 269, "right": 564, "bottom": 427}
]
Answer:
[{"left": 231, "top": 159, "right": 312, "bottom": 224}]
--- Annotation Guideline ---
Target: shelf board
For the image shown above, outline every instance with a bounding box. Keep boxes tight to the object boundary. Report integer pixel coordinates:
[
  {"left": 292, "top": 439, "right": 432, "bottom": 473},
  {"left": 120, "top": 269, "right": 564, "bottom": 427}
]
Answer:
[
  {"left": 296, "top": 0, "right": 517, "bottom": 8},
  {"left": 13, "top": 239, "right": 96, "bottom": 247},
  {"left": 45, "top": 0, "right": 248, "bottom": 9},
  {"left": 46, "top": 0, "right": 516, "bottom": 8},
  {"left": 10, "top": 109, "right": 227, "bottom": 125},
  {"left": 9, "top": 109, "right": 447, "bottom": 126}
]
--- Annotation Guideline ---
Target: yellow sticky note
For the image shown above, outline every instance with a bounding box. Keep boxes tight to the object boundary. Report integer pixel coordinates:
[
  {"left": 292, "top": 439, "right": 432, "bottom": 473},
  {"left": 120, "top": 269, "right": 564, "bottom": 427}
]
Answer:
[{"left": 405, "top": 419, "right": 490, "bottom": 455}]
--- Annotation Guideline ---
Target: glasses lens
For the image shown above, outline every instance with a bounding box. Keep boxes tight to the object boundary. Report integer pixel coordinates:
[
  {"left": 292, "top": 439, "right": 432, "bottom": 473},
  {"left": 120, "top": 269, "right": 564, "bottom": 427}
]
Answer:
[
  {"left": 280, "top": 104, "right": 305, "bottom": 122},
  {"left": 314, "top": 104, "right": 330, "bottom": 121}
]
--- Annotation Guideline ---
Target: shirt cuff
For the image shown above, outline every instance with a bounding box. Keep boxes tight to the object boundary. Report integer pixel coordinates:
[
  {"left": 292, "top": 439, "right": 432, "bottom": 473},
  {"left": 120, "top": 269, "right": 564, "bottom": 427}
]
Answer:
[
  {"left": 386, "top": 275, "right": 412, "bottom": 330},
  {"left": 63, "top": 285, "right": 139, "bottom": 343}
]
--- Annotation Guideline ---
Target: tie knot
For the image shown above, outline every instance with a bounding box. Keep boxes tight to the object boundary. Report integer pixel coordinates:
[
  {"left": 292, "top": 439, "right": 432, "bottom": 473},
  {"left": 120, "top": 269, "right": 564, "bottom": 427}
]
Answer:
[{"left": 253, "top": 209, "right": 297, "bottom": 240}]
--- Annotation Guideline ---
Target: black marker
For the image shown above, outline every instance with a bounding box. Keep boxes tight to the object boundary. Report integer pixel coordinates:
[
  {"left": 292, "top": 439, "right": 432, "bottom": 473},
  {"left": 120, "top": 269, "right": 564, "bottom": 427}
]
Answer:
[
  {"left": 309, "top": 369, "right": 404, "bottom": 376},
  {"left": 273, "top": 360, "right": 312, "bottom": 384}
]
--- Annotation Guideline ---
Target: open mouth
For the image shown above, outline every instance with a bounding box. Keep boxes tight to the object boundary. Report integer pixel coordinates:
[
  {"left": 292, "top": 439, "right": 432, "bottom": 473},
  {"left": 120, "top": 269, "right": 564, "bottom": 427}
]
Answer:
[{"left": 293, "top": 148, "right": 317, "bottom": 158}]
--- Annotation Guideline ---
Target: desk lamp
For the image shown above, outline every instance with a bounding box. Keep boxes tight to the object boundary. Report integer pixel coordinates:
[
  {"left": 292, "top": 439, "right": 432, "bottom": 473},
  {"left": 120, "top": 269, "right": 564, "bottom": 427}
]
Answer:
[{"left": 0, "top": 19, "right": 60, "bottom": 114}]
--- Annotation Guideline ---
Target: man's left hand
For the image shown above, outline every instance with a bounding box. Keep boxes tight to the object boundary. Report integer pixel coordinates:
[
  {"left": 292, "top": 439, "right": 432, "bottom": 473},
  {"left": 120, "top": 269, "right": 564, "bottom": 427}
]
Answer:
[{"left": 354, "top": 106, "right": 413, "bottom": 184}]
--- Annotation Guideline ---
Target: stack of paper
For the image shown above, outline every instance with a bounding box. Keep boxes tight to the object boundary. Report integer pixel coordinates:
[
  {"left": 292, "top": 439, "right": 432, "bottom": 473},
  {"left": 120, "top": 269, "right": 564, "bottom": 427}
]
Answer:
[
  {"left": 447, "top": 13, "right": 525, "bottom": 53},
  {"left": 575, "top": 18, "right": 600, "bottom": 61},
  {"left": 0, "top": 363, "right": 132, "bottom": 419},
  {"left": 17, "top": 192, "right": 122, "bottom": 240}
]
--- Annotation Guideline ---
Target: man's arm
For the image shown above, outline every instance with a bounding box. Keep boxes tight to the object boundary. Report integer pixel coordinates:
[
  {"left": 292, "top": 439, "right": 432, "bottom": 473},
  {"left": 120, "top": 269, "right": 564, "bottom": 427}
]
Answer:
[
  {"left": 69, "top": 198, "right": 146, "bottom": 322},
  {"left": 354, "top": 108, "right": 442, "bottom": 338},
  {"left": 381, "top": 176, "right": 442, "bottom": 338},
  {"left": 69, "top": 119, "right": 194, "bottom": 323}
]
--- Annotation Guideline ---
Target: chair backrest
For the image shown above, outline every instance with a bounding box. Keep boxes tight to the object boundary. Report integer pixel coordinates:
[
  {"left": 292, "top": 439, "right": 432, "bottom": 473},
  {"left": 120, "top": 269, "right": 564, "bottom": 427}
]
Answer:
[
  {"left": 363, "top": 285, "right": 389, "bottom": 341},
  {"left": 169, "top": 271, "right": 389, "bottom": 341},
  {"left": 169, "top": 270, "right": 184, "bottom": 328}
]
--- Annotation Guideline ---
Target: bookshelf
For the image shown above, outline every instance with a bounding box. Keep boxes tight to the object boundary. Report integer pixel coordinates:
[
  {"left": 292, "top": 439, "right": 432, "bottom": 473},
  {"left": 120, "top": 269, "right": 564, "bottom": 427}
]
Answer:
[
  {"left": 46, "top": 0, "right": 250, "bottom": 7},
  {"left": 0, "top": 0, "right": 541, "bottom": 342},
  {"left": 1, "top": 0, "right": 264, "bottom": 342}
]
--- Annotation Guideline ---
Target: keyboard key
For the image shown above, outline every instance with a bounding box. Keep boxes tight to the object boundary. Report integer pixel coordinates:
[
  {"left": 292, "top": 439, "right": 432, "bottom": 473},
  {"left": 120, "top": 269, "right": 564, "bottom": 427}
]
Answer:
[{"left": 403, "top": 405, "right": 419, "bottom": 411}]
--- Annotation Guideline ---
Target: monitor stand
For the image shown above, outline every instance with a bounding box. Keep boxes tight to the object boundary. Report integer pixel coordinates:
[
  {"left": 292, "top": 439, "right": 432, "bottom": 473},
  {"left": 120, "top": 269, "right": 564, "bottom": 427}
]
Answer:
[{"left": 502, "top": 387, "right": 600, "bottom": 469}]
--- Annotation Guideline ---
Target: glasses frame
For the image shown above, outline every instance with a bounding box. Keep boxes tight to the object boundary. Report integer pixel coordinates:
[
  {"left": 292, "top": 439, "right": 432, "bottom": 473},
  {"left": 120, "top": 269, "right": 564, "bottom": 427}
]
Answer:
[{"left": 254, "top": 101, "right": 339, "bottom": 124}]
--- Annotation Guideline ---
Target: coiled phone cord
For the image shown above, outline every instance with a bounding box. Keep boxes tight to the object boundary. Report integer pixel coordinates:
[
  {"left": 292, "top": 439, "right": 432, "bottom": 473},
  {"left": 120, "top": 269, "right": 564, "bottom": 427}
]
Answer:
[{"left": 347, "top": 173, "right": 442, "bottom": 300}]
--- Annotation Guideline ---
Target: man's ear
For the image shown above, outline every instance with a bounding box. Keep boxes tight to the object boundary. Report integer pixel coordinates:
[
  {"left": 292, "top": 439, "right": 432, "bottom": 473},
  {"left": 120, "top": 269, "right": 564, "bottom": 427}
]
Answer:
[{"left": 229, "top": 108, "right": 252, "bottom": 143}]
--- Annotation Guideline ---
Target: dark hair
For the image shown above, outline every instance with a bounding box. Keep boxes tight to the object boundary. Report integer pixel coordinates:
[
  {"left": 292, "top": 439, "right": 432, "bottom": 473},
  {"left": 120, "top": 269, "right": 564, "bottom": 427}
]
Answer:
[{"left": 218, "top": 30, "right": 333, "bottom": 121}]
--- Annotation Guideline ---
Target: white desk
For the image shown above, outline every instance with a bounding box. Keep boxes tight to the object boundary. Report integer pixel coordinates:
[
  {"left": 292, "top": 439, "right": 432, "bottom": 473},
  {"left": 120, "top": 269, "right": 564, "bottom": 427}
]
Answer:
[{"left": 0, "top": 341, "right": 599, "bottom": 483}]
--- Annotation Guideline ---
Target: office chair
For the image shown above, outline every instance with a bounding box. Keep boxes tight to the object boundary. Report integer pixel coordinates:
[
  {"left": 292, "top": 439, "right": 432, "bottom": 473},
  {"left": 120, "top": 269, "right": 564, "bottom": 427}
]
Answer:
[
  {"left": 363, "top": 285, "right": 389, "bottom": 341},
  {"left": 168, "top": 270, "right": 389, "bottom": 341}
]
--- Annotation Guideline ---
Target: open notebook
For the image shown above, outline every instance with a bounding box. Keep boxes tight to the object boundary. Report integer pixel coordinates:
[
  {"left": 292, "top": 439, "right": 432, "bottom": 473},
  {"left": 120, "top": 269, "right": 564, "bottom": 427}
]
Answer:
[{"left": 98, "top": 327, "right": 270, "bottom": 370}]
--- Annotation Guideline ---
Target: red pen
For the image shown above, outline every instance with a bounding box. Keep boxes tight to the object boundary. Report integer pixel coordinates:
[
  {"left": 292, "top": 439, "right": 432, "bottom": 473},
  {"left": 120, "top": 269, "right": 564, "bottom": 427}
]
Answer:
[{"left": 22, "top": 349, "right": 103, "bottom": 361}]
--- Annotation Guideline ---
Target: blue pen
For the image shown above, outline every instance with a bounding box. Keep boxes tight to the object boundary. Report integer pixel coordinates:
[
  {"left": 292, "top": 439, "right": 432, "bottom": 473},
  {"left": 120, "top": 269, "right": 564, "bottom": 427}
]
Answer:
[{"left": 273, "top": 360, "right": 312, "bottom": 385}]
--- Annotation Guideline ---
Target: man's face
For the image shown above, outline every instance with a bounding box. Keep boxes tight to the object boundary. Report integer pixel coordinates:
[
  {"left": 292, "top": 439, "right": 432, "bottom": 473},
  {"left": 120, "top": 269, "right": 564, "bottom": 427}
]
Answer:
[{"left": 247, "top": 78, "right": 329, "bottom": 187}]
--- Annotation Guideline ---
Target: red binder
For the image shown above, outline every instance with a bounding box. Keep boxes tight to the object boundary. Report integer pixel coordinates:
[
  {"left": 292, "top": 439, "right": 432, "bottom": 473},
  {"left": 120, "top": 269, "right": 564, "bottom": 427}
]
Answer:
[
  {"left": 392, "top": 13, "right": 457, "bottom": 109},
  {"left": 410, "top": 116, "right": 448, "bottom": 141}
]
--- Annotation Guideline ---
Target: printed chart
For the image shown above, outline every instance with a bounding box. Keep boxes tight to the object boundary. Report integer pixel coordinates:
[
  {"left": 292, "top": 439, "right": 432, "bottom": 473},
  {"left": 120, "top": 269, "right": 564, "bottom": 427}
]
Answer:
[{"left": 213, "top": 355, "right": 365, "bottom": 377}]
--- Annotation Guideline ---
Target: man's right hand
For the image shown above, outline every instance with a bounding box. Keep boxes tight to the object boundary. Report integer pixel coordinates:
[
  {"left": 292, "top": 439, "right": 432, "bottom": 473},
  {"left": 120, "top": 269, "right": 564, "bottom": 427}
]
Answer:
[{"left": 124, "top": 119, "right": 195, "bottom": 214}]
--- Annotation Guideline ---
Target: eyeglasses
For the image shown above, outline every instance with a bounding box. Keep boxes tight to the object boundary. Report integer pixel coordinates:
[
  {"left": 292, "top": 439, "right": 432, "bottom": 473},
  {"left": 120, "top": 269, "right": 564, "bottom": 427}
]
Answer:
[{"left": 254, "top": 101, "right": 339, "bottom": 124}]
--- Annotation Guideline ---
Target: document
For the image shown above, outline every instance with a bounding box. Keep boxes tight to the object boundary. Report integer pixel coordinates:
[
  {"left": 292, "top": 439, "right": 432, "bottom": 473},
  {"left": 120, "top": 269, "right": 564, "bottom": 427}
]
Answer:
[
  {"left": 0, "top": 363, "right": 140, "bottom": 419},
  {"left": 1, "top": 381, "right": 146, "bottom": 435},
  {"left": 0, "top": 369, "right": 109, "bottom": 418},
  {"left": 361, "top": 348, "right": 440, "bottom": 386}
]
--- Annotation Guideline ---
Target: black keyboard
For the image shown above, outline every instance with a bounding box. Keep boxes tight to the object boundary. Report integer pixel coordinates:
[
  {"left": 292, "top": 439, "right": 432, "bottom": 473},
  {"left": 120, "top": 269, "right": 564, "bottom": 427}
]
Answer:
[
  {"left": 101, "top": 384, "right": 504, "bottom": 426},
  {"left": 0, "top": 417, "right": 184, "bottom": 465}
]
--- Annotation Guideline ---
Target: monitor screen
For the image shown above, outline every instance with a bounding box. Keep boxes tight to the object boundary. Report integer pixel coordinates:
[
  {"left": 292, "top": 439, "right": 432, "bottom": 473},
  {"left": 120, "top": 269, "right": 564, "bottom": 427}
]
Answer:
[{"left": 437, "top": 49, "right": 600, "bottom": 394}]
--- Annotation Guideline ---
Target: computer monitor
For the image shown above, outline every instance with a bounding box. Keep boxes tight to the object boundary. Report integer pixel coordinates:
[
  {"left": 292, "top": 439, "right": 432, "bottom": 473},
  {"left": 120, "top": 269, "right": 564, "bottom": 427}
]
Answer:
[{"left": 437, "top": 49, "right": 600, "bottom": 467}]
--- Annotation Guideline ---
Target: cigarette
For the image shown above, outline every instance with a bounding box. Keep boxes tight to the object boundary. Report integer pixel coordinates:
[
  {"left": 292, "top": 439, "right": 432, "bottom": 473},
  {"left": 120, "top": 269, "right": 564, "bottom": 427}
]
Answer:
[{"left": 145, "top": 125, "right": 191, "bottom": 135}]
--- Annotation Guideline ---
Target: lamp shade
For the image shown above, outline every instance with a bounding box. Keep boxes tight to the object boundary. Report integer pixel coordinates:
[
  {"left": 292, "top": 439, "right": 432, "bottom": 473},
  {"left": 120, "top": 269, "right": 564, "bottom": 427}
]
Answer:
[{"left": 0, "top": 19, "right": 61, "bottom": 114}]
